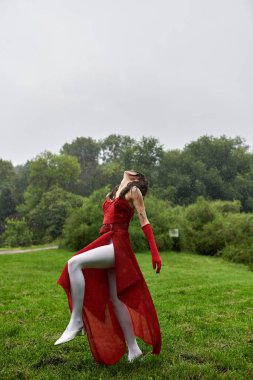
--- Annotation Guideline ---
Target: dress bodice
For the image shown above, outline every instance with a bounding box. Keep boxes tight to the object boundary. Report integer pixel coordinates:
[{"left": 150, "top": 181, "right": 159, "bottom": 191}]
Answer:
[{"left": 102, "top": 197, "right": 134, "bottom": 225}]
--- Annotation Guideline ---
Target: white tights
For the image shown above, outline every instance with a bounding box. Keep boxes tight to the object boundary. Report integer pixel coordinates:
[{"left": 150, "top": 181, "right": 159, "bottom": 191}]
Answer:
[{"left": 67, "top": 241, "right": 142, "bottom": 360}]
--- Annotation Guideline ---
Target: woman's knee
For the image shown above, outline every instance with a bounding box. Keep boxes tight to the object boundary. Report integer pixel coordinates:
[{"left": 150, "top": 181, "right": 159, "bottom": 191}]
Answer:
[
  {"left": 110, "top": 291, "right": 125, "bottom": 311},
  {"left": 68, "top": 256, "right": 80, "bottom": 273}
]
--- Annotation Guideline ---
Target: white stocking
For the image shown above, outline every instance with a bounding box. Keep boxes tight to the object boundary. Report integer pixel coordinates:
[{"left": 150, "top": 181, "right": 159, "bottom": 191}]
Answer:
[
  {"left": 66, "top": 241, "right": 142, "bottom": 360},
  {"left": 67, "top": 242, "right": 115, "bottom": 331},
  {"left": 107, "top": 268, "right": 142, "bottom": 361}
]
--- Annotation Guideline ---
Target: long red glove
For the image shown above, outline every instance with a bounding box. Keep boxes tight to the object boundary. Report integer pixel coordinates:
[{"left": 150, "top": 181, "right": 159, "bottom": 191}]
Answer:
[{"left": 142, "top": 223, "right": 162, "bottom": 273}]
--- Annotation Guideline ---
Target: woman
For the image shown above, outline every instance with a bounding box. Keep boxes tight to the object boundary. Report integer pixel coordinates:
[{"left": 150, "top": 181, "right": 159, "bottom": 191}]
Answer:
[{"left": 55, "top": 170, "right": 162, "bottom": 364}]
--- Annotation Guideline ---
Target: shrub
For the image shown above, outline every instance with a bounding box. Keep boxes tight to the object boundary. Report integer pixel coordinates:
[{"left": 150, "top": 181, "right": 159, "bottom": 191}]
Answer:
[
  {"left": 129, "top": 224, "right": 149, "bottom": 252},
  {"left": 212, "top": 199, "right": 241, "bottom": 214},
  {"left": 2, "top": 218, "right": 33, "bottom": 247},
  {"left": 61, "top": 187, "right": 109, "bottom": 250},
  {"left": 222, "top": 213, "right": 253, "bottom": 246},
  {"left": 183, "top": 198, "right": 252, "bottom": 257},
  {"left": 185, "top": 197, "right": 216, "bottom": 231},
  {"left": 193, "top": 218, "right": 227, "bottom": 256},
  {"left": 167, "top": 206, "right": 196, "bottom": 252},
  {"left": 218, "top": 244, "right": 253, "bottom": 269}
]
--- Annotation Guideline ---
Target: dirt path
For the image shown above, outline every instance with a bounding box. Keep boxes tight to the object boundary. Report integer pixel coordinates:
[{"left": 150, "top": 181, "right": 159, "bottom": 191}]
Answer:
[{"left": 0, "top": 246, "right": 59, "bottom": 255}]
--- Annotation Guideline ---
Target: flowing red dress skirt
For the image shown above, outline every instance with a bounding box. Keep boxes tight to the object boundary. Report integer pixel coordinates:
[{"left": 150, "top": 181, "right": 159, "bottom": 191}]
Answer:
[{"left": 57, "top": 205, "right": 161, "bottom": 365}]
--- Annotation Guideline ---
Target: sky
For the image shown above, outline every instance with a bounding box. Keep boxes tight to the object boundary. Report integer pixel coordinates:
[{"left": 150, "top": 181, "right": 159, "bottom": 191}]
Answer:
[{"left": 0, "top": 0, "right": 253, "bottom": 166}]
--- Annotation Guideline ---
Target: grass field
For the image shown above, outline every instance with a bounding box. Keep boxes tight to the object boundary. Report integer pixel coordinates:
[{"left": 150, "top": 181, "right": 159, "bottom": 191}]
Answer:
[{"left": 1, "top": 249, "right": 253, "bottom": 380}]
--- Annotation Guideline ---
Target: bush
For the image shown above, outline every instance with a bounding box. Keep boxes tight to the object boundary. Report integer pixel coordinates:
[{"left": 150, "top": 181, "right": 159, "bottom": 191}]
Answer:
[
  {"left": 183, "top": 200, "right": 253, "bottom": 266},
  {"left": 212, "top": 199, "right": 241, "bottom": 214},
  {"left": 61, "top": 187, "right": 109, "bottom": 250},
  {"left": 167, "top": 206, "right": 196, "bottom": 252},
  {"left": 222, "top": 213, "right": 253, "bottom": 246},
  {"left": 194, "top": 218, "right": 227, "bottom": 256},
  {"left": 129, "top": 223, "right": 149, "bottom": 252},
  {"left": 2, "top": 218, "right": 33, "bottom": 247},
  {"left": 185, "top": 197, "right": 216, "bottom": 231},
  {"left": 218, "top": 244, "right": 253, "bottom": 269}
]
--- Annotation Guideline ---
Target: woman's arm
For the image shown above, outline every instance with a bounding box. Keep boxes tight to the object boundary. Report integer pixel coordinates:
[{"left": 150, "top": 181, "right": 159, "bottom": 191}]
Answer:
[
  {"left": 129, "top": 187, "right": 162, "bottom": 273},
  {"left": 129, "top": 186, "right": 149, "bottom": 226}
]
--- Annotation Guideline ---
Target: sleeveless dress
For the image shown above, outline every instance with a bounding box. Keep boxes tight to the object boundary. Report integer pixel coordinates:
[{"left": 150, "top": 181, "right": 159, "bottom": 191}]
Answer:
[{"left": 57, "top": 196, "right": 161, "bottom": 365}]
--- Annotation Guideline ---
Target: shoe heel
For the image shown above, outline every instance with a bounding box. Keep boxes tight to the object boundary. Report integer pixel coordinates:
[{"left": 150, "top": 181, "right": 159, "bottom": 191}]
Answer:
[{"left": 79, "top": 328, "right": 85, "bottom": 336}]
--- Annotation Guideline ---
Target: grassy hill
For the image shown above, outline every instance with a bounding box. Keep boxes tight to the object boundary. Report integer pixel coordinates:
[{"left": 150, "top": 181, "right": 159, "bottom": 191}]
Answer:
[{"left": 1, "top": 249, "right": 253, "bottom": 379}]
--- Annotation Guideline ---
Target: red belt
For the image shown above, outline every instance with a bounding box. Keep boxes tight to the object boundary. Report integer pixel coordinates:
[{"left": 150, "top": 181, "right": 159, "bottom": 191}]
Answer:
[{"left": 99, "top": 223, "right": 129, "bottom": 234}]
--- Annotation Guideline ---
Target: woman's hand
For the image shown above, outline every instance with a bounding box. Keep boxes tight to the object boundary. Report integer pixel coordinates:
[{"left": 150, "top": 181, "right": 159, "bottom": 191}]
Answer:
[{"left": 142, "top": 224, "right": 162, "bottom": 273}]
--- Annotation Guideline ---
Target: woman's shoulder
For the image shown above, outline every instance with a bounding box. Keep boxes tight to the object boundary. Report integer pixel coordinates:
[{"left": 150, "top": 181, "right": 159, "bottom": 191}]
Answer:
[
  {"left": 126, "top": 185, "right": 143, "bottom": 202},
  {"left": 131, "top": 185, "right": 142, "bottom": 195}
]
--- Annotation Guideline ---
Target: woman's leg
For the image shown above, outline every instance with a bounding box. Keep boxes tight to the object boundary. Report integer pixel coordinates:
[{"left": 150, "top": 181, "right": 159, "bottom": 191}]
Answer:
[
  {"left": 66, "top": 242, "right": 115, "bottom": 332},
  {"left": 56, "top": 240, "right": 142, "bottom": 360},
  {"left": 107, "top": 268, "right": 142, "bottom": 361}
]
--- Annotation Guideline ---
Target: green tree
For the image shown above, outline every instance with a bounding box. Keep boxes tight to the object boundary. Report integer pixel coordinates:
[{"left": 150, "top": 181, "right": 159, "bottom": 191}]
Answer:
[
  {"left": 156, "top": 135, "right": 253, "bottom": 209},
  {"left": 183, "top": 135, "right": 250, "bottom": 201},
  {"left": 28, "top": 186, "right": 83, "bottom": 243},
  {"left": 19, "top": 152, "right": 80, "bottom": 216},
  {"left": 100, "top": 161, "right": 124, "bottom": 189},
  {"left": 61, "top": 136, "right": 100, "bottom": 165},
  {"left": 0, "top": 185, "right": 17, "bottom": 232},
  {"left": 100, "top": 134, "right": 136, "bottom": 164},
  {"left": 61, "top": 137, "right": 101, "bottom": 195},
  {"left": 28, "top": 151, "right": 80, "bottom": 190},
  {"left": 233, "top": 172, "right": 253, "bottom": 212},
  {"left": 99, "top": 135, "right": 137, "bottom": 188},
  {"left": 13, "top": 164, "right": 29, "bottom": 205},
  {"left": 0, "top": 159, "right": 18, "bottom": 232},
  {"left": 130, "top": 137, "right": 164, "bottom": 186},
  {"left": 0, "top": 159, "right": 15, "bottom": 183}
]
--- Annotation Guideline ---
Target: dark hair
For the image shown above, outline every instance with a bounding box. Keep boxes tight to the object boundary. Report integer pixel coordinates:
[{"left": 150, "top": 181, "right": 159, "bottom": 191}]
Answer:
[{"left": 108, "top": 171, "right": 148, "bottom": 200}]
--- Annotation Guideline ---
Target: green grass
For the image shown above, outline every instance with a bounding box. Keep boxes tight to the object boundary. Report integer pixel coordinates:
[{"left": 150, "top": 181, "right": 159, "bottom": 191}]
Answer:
[{"left": 1, "top": 249, "right": 253, "bottom": 380}]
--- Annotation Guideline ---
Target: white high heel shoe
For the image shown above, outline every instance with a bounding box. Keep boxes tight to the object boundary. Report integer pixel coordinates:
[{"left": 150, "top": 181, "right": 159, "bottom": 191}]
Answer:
[
  {"left": 128, "top": 348, "right": 143, "bottom": 362},
  {"left": 54, "top": 327, "right": 86, "bottom": 345}
]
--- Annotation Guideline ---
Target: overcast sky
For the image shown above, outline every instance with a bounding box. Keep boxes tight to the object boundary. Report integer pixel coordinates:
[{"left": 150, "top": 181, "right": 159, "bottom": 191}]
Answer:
[{"left": 0, "top": 0, "right": 253, "bottom": 166}]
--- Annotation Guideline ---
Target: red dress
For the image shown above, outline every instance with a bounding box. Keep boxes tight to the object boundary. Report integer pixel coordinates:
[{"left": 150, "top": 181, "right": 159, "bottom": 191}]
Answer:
[{"left": 57, "top": 196, "right": 161, "bottom": 365}]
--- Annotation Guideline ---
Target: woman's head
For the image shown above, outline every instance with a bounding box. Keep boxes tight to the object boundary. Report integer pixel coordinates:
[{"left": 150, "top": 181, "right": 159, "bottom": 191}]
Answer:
[
  {"left": 122, "top": 170, "right": 148, "bottom": 197},
  {"left": 124, "top": 170, "right": 144, "bottom": 180},
  {"left": 109, "top": 170, "right": 148, "bottom": 199}
]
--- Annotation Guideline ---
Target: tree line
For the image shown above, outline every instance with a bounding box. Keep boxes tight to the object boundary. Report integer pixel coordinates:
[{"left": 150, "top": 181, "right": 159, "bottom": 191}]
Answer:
[{"left": 0, "top": 134, "right": 253, "bottom": 268}]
